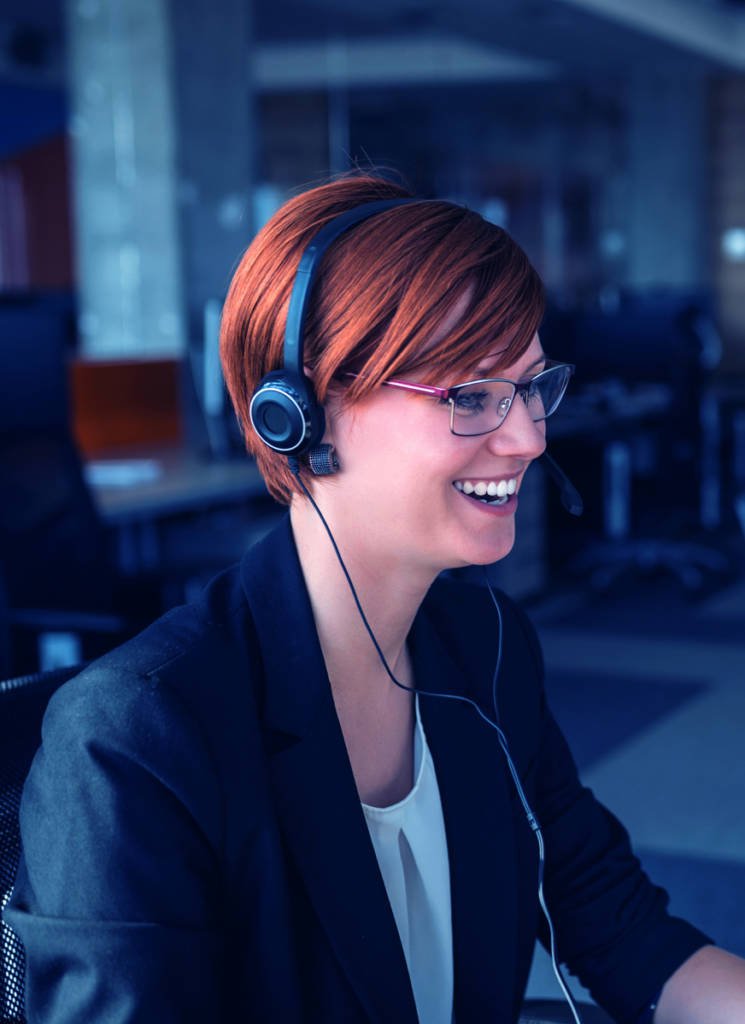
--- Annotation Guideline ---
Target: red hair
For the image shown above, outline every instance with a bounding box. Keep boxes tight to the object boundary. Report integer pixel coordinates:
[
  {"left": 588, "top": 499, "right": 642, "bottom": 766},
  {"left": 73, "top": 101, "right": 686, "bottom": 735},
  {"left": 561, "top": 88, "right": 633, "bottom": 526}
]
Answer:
[{"left": 220, "top": 175, "right": 545, "bottom": 504}]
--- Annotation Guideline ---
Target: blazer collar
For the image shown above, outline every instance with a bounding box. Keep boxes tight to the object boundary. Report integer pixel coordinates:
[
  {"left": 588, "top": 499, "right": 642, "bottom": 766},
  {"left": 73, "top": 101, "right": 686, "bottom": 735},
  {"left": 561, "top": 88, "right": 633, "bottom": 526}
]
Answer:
[
  {"left": 241, "top": 517, "right": 418, "bottom": 1022},
  {"left": 239, "top": 516, "right": 520, "bottom": 1022},
  {"left": 240, "top": 514, "right": 327, "bottom": 739}
]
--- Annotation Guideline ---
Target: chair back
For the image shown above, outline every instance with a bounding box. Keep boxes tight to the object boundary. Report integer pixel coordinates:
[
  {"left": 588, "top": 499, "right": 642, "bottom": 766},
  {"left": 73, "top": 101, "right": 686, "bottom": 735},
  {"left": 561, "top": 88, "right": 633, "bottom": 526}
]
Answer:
[
  {"left": 0, "top": 302, "right": 114, "bottom": 613},
  {"left": 0, "top": 665, "right": 82, "bottom": 1023}
]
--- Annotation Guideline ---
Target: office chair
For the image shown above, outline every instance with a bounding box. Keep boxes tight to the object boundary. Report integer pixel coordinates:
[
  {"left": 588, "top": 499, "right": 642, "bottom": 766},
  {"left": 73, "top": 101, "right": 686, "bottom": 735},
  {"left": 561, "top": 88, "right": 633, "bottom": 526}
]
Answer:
[
  {"left": 1, "top": 664, "right": 82, "bottom": 1022},
  {"left": 0, "top": 429, "right": 138, "bottom": 672},
  {"left": 0, "top": 301, "right": 160, "bottom": 675}
]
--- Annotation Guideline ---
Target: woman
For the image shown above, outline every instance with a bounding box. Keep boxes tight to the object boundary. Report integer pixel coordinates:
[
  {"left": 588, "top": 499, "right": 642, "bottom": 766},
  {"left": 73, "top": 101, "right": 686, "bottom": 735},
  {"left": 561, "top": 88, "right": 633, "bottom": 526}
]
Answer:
[{"left": 6, "top": 175, "right": 745, "bottom": 1023}]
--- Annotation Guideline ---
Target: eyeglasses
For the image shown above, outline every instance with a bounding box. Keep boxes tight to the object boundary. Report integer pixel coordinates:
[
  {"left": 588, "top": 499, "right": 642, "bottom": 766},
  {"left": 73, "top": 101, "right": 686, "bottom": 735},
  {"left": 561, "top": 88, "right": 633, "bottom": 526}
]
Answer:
[{"left": 359, "top": 361, "right": 574, "bottom": 437}]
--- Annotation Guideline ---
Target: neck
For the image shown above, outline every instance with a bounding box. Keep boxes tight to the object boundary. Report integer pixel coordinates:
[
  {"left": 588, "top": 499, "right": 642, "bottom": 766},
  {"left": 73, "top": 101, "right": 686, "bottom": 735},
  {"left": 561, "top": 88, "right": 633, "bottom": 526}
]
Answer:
[{"left": 290, "top": 493, "right": 437, "bottom": 698}]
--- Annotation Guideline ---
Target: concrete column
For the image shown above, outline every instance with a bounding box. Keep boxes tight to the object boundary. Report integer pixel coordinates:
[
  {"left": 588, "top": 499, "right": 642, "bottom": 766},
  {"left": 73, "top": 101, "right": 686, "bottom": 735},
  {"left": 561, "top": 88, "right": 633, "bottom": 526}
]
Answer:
[
  {"left": 624, "top": 71, "right": 708, "bottom": 291},
  {"left": 66, "top": 0, "right": 254, "bottom": 361},
  {"left": 66, "top": 0, "right": 185, "bottom": 359}
]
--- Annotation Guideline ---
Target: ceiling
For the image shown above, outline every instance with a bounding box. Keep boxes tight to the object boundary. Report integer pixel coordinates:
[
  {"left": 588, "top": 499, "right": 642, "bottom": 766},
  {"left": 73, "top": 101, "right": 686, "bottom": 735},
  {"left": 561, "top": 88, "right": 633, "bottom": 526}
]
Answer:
[
  {"left": 1, "top": 0, "right": 745, "bottom": 81},
  {"left": 1, "top": 0, "right": 745, "bottom": 97},
  {"left": 252, "top": 0, "right": 745, "bottom": 76}
]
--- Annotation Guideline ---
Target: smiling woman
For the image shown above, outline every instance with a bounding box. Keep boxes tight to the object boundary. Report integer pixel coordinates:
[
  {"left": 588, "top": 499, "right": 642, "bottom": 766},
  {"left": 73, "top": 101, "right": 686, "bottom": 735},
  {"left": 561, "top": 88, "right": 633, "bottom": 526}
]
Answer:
[
  {"left": 221, "top": 177, "right": 545, "bottom": 506},
  {"left": 7, "top": 174, "right": 742, "bottom": 1024}
]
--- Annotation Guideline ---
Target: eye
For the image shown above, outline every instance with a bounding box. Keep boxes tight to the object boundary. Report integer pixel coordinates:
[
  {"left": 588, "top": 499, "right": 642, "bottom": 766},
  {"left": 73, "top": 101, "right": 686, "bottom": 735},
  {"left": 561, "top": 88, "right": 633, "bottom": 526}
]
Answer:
[
  {"left": 451, "top": 389, "right": 489, "bottom": 415},
  {"left": 522, "top": 381, "right": 543, "bottom": 407}
]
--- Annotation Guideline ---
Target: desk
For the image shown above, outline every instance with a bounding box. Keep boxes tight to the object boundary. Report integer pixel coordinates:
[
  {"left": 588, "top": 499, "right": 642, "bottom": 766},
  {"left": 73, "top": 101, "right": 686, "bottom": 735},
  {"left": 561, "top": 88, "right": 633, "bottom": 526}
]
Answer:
[
  {"left": 86, "top": 446, "right": 273, "bottom": 577},
  {"left": 90, "top": 447, "right": 267, "bottom": 523}
]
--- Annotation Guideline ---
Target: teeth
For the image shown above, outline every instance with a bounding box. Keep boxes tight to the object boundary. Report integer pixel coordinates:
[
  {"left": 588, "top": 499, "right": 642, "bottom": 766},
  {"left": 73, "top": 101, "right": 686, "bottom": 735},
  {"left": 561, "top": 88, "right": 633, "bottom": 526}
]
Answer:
[{"left": 454, "top": 477, "right": 518, "bottom": 498}]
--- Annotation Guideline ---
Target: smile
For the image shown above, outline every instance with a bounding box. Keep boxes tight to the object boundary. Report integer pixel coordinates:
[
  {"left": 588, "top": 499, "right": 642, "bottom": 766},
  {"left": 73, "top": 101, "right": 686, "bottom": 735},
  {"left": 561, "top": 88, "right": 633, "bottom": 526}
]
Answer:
[{"left": 453, "top": 477, "right": 518, "bottom": 507}]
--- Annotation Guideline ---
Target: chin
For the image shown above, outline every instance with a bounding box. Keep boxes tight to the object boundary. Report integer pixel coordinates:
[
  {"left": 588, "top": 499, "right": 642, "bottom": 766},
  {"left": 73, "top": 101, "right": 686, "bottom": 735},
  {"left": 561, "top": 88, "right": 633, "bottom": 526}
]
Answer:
[
  {"left": 444, "top": 529, "right": 516, "bottom": 572},
  {"left": 467, "top": 543, "right": 515, "bottom": 569}
]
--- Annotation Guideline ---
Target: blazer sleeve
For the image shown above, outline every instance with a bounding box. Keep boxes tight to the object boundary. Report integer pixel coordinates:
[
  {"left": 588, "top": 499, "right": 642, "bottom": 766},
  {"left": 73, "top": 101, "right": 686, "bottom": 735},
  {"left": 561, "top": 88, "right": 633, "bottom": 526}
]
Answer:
[
  {"left": 4, "top": 662, "right": 229, "bottom": 1024},
  {"left": 512, "top": 605, "right": 712, "bottom": 1024}
]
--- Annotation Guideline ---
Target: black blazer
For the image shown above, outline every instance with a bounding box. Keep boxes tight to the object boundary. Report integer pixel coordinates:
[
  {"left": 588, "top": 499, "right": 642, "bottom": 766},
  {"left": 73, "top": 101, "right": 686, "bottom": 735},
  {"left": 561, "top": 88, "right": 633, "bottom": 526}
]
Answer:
[{"left": 6, "top": 516, "right": 708, "bottom": 1024}]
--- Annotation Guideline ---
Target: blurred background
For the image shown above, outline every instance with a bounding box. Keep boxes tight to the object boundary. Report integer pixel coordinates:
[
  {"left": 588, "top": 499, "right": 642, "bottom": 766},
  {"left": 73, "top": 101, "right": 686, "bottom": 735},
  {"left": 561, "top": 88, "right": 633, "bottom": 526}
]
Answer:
[{"left": 1, "top": 0, "right": 744, "bottom": 1003}]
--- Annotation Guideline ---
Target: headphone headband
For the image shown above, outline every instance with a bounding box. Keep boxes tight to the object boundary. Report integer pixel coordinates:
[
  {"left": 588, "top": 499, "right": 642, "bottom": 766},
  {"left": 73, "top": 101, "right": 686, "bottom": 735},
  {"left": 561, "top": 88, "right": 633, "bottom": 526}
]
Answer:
[
  {"left": 283, "top": 198, "right": 417, "bottom": 375},
  {"left": 251, "top": 196, "right": 417, "bottom": 460}
]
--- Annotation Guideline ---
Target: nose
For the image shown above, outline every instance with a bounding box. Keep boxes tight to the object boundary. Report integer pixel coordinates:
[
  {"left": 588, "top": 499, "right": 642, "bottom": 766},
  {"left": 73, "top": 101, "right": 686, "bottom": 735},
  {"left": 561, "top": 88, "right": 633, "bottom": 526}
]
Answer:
[{"left": 484, "top": 392, "right": 546, "bottom": 461}]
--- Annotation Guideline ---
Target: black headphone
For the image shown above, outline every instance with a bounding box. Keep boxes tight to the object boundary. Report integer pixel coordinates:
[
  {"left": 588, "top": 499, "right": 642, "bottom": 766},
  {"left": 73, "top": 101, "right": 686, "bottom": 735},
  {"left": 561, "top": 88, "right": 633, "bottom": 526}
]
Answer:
[{"left": 249, "top": 198, "right": 416, "bottom": 473}]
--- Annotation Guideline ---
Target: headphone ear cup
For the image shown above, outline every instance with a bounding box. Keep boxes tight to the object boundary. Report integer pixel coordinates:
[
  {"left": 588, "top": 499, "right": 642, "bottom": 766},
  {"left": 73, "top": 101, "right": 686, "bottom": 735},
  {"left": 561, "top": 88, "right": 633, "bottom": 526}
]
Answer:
[
  {"left": 297, "top": 375, "right": 326, "bottom": 452},
  {"left": 249, "top": 370, "right": 325, "bottom": 456}
]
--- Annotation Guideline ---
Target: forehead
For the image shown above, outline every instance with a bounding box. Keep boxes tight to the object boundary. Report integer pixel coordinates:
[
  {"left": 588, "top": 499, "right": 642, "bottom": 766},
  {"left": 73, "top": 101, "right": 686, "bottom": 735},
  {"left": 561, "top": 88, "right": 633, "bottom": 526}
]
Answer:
[{"left": 473, "top": 333, "right": 545, "bottom": 378}]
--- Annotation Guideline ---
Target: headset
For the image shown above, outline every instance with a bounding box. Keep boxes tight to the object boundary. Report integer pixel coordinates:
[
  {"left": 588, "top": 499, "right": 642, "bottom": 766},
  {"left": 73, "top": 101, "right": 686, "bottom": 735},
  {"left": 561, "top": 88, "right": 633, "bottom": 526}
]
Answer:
[
  {"left": 249, "top": 198, "right": 418, "bottom": 471},
  {"left": 248, "top": 198, "right": 586, "bottom": 1023}
]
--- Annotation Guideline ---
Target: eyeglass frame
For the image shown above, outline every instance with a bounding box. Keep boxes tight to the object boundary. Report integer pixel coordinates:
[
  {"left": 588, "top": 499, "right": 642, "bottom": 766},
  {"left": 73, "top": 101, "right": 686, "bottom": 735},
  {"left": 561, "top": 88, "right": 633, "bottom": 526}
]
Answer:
[{"left": 343, "top": 360, "right": 574, "bottom": 437}]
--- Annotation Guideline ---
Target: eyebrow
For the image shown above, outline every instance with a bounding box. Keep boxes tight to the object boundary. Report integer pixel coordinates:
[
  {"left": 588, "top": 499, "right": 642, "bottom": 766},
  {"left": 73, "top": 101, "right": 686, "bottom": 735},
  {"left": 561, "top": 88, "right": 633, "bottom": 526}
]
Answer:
[{"left": 474, "top": 352, "right": 547, "bottom": 377}]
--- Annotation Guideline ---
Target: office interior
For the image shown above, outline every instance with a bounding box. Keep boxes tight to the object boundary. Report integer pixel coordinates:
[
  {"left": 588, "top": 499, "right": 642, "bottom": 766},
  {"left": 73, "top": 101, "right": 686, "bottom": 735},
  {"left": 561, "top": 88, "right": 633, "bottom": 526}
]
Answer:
[{"left": 1, "top": 0, "right": 744, "bottom": 1002}]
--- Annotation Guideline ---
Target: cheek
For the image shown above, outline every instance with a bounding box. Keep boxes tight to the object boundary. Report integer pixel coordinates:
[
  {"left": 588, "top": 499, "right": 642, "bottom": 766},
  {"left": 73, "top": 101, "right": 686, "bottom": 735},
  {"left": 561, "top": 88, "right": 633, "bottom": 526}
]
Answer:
[{"left": 330, "top": 397, "right": 467, "bottom": 506}]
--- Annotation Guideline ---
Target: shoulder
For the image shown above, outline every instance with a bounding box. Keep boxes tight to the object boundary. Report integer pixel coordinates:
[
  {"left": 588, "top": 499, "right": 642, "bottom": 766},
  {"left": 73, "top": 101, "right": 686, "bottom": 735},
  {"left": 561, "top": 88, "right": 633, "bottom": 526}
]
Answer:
[
  {"left": 70, "top": 550, "right": 258, "bottom": 690},
  {"left": 40, "top": 515, "right": 305, "bottom": 786},
  {"left": 92, "top": 557, "right": 253, "bottom": 681},
  {"left": 40, "top": 559, "right": 263, "bottom": 812}
]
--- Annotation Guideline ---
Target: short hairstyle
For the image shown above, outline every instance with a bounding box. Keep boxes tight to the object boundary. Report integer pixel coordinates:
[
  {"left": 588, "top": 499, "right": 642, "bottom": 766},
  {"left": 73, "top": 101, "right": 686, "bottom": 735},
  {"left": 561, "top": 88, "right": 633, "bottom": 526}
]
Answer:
[{"left": 220, "top": 175, "right": 545, "bottom": 504}]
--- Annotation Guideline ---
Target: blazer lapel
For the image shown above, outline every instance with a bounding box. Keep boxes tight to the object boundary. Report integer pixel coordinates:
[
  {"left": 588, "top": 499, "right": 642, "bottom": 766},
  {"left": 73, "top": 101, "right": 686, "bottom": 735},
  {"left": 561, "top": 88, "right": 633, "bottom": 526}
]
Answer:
[
  {"left": 240, "top": 518, "right": 418, "bottom": 1024},
  {"left": 411, "top": 604, "right": 520, "bottom": 1023}
]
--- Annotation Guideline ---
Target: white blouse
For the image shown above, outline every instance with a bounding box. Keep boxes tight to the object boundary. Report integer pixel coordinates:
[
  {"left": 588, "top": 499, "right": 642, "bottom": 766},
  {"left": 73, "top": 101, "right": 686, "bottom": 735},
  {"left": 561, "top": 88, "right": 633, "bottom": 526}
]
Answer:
[{"left": 362, "top": 697, "right": 454, "bottom": 1024}]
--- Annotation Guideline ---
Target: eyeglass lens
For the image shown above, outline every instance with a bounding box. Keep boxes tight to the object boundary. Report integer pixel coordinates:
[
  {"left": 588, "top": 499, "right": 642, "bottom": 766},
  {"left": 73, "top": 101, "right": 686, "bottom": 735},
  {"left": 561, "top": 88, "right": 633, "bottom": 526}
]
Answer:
[{"left": 450, "top": 364, "right": 571, "bottom": 436}]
